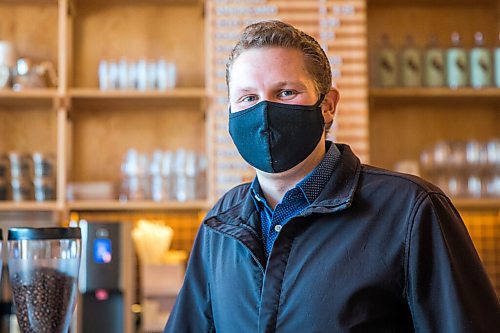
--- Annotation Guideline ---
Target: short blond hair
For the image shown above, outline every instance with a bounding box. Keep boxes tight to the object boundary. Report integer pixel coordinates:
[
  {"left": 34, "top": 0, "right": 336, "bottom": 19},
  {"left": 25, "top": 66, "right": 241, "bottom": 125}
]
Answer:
[{"left": 226, "top": 20, "right": 332, "bottom": 97}]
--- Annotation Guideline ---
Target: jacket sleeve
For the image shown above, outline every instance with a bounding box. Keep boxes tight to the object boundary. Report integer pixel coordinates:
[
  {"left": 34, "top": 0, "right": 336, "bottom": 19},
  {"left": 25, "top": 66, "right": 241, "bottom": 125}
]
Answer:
[
  {"left": 405, "top": 192, "right": 500, "bottom": 332},
  {"left": 164, "top": 224, "right": 215, "bottom": 333}
]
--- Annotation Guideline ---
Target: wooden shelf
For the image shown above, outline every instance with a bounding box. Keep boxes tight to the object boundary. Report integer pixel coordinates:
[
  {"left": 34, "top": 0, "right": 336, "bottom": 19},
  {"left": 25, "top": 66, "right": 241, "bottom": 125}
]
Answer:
[
  {"left": 453, "top": 198, "right": 500, "bottom": 210},
  {"left": 70, "top": 88, "right": 206, "bottom": 99},
  {"left": 0, "top": 89, "right": 58, "bottom": 99},
  {"left": 0, "top": 198, "right": 492, "bottom": 213},
  {"left": 67, "top": 200, "right": 209, "bottom": 211},
  {"left": 0, "top": 0, "right": 57, "bottom": 4},
  {"left": 369, "top": 88, "right": 500, "bottom": 99},
  {"left": 75, "top": 0, "right": 200, "bottom": 5},
  {"left": 0, "top": 201, "right": 60, "bottom": 212},
  {"left": 369, "top": 0, "right": 495, "bottom": 6}
]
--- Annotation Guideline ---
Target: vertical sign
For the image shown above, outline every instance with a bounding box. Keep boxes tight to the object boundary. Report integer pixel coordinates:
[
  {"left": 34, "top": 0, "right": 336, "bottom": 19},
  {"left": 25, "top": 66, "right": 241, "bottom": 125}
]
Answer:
[
  {"left": 323, "top": 1, "right": 368, "bottom": 160},
  {"left": 206, "top": 0, "right": 368, "bottom": 201}
]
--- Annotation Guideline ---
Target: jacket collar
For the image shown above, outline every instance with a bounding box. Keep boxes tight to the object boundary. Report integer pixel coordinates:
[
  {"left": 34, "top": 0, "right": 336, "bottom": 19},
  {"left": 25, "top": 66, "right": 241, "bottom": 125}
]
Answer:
[
  {"left": 204, "top": 144, "right": 360, "bottom": 258},
  {"left": 208, "top": 143, "right": 360, "bottom": 225},
  {"left": 205, "top": 191, "right": 267, "bottom": 268},
  {"left": 306, "top": 143, "right": 360, "bottom": 213}
]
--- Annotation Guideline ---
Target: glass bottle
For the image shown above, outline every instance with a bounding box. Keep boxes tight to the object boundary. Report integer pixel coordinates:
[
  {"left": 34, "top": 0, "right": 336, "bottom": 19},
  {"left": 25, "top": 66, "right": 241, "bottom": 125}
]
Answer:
[
  {"left": 424, "top": 34, "right": 445, "bottom": 87},
  {"left": 446, "top": 32, "right": 468, "bottom": 89},
  {"left": 470, "top": 32, "right": 492, "bottom": 88},
  {"left": 376, "top": 34, "right": 398, "bottom": 87},
  {"left": 400, "top": 34, "right": 422, "bottom": 87}
]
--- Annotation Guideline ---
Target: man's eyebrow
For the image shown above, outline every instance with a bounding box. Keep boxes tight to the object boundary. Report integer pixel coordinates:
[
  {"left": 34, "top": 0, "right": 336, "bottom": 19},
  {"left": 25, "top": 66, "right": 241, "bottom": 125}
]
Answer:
[
  {"left": 234, "top": 81, "right": 307, "bottom": 92},
  {"left": 236, "top": 87, "right": 255, "bottom": 92},
  {"left": 274, "top": 81, "right": 308, "bottom": 88}
]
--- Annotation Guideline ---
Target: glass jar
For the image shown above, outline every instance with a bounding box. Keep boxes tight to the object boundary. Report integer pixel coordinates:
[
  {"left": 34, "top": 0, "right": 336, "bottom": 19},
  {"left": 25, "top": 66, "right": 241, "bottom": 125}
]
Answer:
[
  {"left": 33, "top": 177, "right": 56, "bottom": 201},
  {"left": 0, "top": 178, "right": 7, "bottom": 200},
  {"left": 31, "top": 152, "right": 55, "bottom": 178},
  {"left": 7, "top": 152, "right": 30, "bottom": 179},
  {"left": 9, "top": 178, "right": 33, "bottom": 201},
  {"left": 0, "top": 154, "right": 7, "bottom": 178}
]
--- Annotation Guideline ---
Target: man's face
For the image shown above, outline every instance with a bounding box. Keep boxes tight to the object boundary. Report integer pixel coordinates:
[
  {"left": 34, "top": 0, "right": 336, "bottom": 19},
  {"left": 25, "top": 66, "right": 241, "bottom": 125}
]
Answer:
[{"left": 228, "top": 47, "right": 319, "bottom": 112}]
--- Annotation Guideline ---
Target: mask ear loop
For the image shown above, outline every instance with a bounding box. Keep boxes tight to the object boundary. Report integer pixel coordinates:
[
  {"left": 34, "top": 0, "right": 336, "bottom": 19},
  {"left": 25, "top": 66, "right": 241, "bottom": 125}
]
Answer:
[
  {"left": 315, "top": 93, "right": 326, "bottom": 107},
  {"left": 315, "top": 93, "right": 327, "bottom": 130}
]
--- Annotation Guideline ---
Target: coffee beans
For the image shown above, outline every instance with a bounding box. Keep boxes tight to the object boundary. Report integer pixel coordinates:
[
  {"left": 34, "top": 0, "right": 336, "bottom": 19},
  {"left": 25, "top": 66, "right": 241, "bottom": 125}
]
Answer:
[{"left": 11, "top": 267, "right": 77, "bottom": 333}]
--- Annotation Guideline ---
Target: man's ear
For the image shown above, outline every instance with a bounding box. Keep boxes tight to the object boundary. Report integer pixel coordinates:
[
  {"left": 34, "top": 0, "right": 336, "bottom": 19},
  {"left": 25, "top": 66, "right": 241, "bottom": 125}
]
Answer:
[{"left": 321, "top": 87, "right": 340, "bottom": 129}]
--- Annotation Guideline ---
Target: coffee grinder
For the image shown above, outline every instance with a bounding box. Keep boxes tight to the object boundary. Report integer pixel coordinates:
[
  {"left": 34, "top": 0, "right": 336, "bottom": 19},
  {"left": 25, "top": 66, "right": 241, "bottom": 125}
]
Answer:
[{"left": 7, "top": 227, "right": 81, "bottom": 333}]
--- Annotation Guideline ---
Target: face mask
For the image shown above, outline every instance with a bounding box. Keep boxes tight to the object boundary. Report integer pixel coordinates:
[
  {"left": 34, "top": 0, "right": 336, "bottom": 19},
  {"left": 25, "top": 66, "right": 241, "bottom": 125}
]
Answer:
[{"left": 229, "top": 95, "right": 325, "bottom": 173}]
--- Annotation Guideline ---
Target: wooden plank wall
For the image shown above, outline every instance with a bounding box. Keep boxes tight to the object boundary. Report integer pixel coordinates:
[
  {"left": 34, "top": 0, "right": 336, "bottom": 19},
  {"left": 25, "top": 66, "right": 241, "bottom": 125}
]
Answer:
[{"left": 206, "top": 0, "right": 369, "bottom": 200}]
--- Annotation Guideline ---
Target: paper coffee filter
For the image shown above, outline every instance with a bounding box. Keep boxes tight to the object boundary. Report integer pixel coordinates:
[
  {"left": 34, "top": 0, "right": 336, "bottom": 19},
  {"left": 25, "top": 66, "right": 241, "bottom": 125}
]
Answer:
[{"left": 132, "top": 219, "right": 174, "bottom": 264}]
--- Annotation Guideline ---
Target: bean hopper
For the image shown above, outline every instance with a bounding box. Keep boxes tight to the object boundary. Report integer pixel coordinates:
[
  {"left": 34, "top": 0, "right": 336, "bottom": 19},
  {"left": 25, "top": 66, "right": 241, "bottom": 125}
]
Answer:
[{"left": 7, "top": 227, "right": 81, "bottom": 333}]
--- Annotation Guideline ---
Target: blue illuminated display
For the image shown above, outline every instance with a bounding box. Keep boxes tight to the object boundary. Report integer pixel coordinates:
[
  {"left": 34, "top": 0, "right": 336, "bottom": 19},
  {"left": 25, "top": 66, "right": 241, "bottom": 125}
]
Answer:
[{"left": 94, "top": 238, "right": 112, "bottom": 264}]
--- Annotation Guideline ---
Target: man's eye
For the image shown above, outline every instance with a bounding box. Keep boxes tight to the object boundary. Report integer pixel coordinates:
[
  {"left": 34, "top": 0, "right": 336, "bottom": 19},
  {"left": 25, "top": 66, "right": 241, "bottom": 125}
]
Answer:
[
  {"left": 278, "top": 90, "right": 297, "bottom": 98},
  {"left": 241, "top": 95, "right": 257, "bottom": 102}
]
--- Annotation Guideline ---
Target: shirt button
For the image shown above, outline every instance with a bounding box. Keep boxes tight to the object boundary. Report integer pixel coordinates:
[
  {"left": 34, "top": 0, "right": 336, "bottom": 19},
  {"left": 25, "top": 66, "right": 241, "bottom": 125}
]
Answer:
[{"left": 274, "top": 225, "right": 282, "bottom": 232}]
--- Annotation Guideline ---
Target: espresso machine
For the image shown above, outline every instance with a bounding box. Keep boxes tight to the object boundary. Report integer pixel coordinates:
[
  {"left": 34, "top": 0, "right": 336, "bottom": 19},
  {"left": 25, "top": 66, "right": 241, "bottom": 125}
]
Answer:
[{"left": 71, "top": 220, "right": 135, "bottom": 333}]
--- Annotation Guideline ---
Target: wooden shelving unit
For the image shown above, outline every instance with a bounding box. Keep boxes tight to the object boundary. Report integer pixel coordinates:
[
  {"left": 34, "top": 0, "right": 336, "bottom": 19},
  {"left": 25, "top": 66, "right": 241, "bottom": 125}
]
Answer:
[
  {"left": 367, "top": 0, "right": 500, "bottom": 171},
  {"left": 370, "top": 87, "right": 500, "bottom": 98},
  {"left": 0, "top": 89, "right": 58, "bottom": 108},
  {"left": 0, "top": 198, "right": 496, "bottom": 212},
  {"left": 0, "top": 0, "right": 56, "bottom": 4},
  {"left": 69, "top": 87, "right": 206, "bottom": 99},
  {"left": 0, "top": 201, "right": 60, "bottom": 212},
  {"left": 453, "top": 198, "right": 500, "bottom": 210},
  {"left": 0, "top": 89, "right": 59, "bottom": 99},
  {"left": 367, "top": 0, "right": 500, "bottom": 295},
  {"left": 66, "top": 200, "right": 209, "bottom": 211},
  {"left": 1, "top": 198, "right": 496, "bottom": 212},
  {"left": 1, "top": 1, "right": 206, "bottom": 331},
  {"left": 0, "top": 0, "right": 208, "bottom": 223}
]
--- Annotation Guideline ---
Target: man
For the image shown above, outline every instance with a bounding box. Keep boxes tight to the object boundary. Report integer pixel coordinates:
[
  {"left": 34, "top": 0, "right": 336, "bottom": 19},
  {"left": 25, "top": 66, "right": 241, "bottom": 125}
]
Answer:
[{"left": 165, "top": 20, "right": 499, "bottom": 332}]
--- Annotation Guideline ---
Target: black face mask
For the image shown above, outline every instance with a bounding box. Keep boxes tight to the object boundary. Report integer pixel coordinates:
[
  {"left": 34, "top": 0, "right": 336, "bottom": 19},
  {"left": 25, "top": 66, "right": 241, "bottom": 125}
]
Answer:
[{"left": 229, "top": 95, "right": 325, "bottom": 173}]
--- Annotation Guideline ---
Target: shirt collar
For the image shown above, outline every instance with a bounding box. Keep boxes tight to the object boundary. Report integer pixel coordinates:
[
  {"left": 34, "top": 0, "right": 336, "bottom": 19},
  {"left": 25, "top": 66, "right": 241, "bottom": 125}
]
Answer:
[
  {"left": 250, "top": 176, "right": 270, "bottom": 211},
  {"left": 250, "top": 140, "right": 339, "bottom": 209},
  {"left": 297, "top": 140, "right": 339, "bottom": 204}
]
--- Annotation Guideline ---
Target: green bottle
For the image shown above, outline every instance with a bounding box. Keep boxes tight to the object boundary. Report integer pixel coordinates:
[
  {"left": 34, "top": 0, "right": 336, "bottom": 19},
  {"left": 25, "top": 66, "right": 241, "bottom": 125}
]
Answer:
[
  {"left": 376, "top": 34, "right": 398, "bottom": 87},
  {"left": 401, "top": 35, "right": 422, "bottom": 87},
  {"left": 424, "top": 35, "right": 445, "bottom": 87},
  {"left": 446, "top": 32, "right": 468, "bottom": 88},
  {"left": 470, "top": 32, "right": 492, "bottom": 88}
]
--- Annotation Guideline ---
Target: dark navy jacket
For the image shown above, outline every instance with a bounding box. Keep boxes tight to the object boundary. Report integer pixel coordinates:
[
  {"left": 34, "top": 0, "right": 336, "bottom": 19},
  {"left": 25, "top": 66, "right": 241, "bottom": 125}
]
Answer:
[{"left": 165, "top": 144, "right": 500, "bottom": 332}]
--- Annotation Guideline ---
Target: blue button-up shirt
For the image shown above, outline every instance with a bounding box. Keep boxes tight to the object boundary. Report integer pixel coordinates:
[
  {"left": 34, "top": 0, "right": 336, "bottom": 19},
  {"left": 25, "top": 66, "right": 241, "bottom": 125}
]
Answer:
[{"left": 251, "top": 141, "right": 339, "bottom": 256}]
